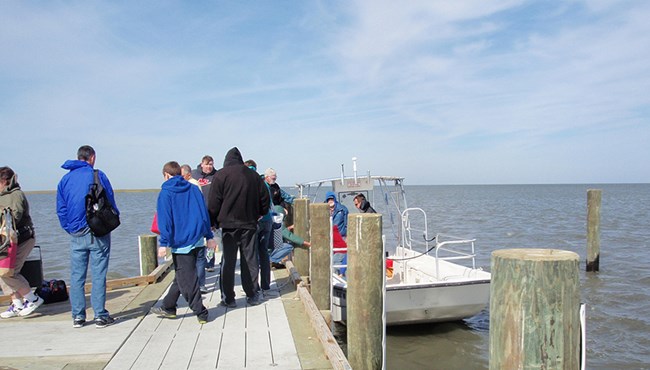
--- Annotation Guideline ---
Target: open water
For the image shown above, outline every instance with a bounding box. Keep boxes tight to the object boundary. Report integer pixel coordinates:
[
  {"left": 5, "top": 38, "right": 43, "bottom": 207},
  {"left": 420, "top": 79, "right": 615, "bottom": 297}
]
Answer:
[{"left": 15, "top": 184, "right": 650, "bottom": 369}]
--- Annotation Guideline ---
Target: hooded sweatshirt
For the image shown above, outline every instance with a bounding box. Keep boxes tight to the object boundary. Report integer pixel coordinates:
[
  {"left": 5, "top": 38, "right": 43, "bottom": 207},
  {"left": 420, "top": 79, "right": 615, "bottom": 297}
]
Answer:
[
  {"left": 157, "top": 175, "right": 214, "bottom": 252},
  {"left": 325, "top": 191, "right": 349, "bottom": 237},
  {"left": 0, "top": 174, "right": 34, "bottom": 243},
  {"left": 208, "top": 147, "right": 270, "bottom": 230},
  {"left": 56, "top": 160, "right": 119, "bottom": 234}
]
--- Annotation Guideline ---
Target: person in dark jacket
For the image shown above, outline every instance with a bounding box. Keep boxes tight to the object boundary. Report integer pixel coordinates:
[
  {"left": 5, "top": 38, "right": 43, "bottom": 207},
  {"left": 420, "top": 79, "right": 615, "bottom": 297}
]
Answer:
[
  {"left": 150, "top": 161, "right": 215, "bottom": 324},
  {"left": 191, "top": 155, "right": 217, "bottom": 205},
  {"left": 353, "top": 193, "right": 376, "bottom": 213},
  {"left": 56, "top": 145, "right": 118, "bottom": 328},
  {"left": 208, "top": 147, "right": 270, "bottom": 307}
]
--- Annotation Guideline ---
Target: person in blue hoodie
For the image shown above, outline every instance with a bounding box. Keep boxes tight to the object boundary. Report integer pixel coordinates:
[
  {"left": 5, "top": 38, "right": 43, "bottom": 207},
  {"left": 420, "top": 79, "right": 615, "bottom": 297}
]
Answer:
[
  {"left": 325, "top": 191, "right": 348, "bottom": 238},
  {"left": 150, "top": 161, "right": 216, "bottom": 324},
  {"left": 56, "top": 145, "right": 119, "bottom": 329}
]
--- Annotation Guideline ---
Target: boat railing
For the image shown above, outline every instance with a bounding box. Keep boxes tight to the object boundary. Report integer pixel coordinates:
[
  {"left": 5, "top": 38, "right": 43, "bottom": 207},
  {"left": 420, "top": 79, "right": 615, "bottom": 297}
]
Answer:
[{"left": 401, "top": 208, "right": 479, "bottom": 280}]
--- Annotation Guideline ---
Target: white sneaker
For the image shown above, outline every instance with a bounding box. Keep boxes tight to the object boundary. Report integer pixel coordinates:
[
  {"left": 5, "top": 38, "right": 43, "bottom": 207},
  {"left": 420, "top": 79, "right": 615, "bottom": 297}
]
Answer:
[
  {"left": 1, "top": 303, "right": 23, "bottom": 319},
  {"left": 18, "top": 296, "right": 43, "bottom": 317}
]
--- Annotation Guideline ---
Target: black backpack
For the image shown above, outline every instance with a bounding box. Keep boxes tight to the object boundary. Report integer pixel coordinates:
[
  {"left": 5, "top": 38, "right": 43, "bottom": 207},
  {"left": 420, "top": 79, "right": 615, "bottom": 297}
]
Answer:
[
  {"left": 85, "top": 170, "right": 120, "bottom": 237},
  {"left": 36, "top": 279, "right": 69, "bottom": 304}
]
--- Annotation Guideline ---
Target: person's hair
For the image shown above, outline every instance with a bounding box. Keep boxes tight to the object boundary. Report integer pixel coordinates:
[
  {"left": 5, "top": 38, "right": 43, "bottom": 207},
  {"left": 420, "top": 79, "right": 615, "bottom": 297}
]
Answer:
[
  {"left": 181, "top": 164, "right": 192, "bottom": 175},
  {"left": 244, "top": 159, "right": 257, "bottom": 170},
  {"left": 201, "top": 155, "right": 214, "bottom": 164},
  {"left": 163, "top": 161, "right": 181, "bottom": 176},
  {"left": 0, "top": 166, "right": 15, "bottom": 186},
  {"left": 264, "top": 168, "right": 276, "bottom": 177},
  {"left": 354, "top": 193, "right": 367, "bottom": 202},
  {"left": 77, "top": 145, "right": 95, "bottom": 161}
]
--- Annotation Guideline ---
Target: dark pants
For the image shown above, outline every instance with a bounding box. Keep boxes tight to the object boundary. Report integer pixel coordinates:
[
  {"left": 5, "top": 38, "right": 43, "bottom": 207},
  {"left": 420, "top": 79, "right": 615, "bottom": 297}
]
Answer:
[
  {"left": 195, "top": 246, "right": 206, "bottom": 287},
  {"left": 219, "top": 228, "right": 259, "bottom": 303},
  {"left": 257, "top": 220, "right": 272, "bottom": 290},
  {"left": 163, "top": 248, "right": 207, "bottom": 320}
]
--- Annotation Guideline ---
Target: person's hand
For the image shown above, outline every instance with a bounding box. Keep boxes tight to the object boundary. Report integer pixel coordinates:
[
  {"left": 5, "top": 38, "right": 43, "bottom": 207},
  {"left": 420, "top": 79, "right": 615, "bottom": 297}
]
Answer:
[
  {"left": 303, "top": 241, "right": 311, "bottom": 248},
  {"left": 158, "top": 246, "right": 168, "bottom": 258},
  {"left": 207, "top": 238, "right": 217, "bottom": 252}
]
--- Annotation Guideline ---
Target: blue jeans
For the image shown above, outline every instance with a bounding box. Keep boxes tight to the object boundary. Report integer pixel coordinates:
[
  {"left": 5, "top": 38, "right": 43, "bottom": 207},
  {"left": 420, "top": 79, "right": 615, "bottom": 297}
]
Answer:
[
  {"left": 257, "top": 220, "right": 272, "bottom": 290},
  {"left": 195, "top": 246, "right": 206, "bottom": 287},
  {"left": 69, "top": 228, "right": 110, "bottom": 320},
  {"left": 269, "top": 242, "right": 294, "bottom": 263}
]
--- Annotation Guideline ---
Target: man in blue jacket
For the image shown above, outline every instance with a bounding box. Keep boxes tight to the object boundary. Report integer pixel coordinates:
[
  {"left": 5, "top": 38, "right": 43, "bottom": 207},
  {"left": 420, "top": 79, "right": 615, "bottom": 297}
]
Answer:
[
  {"left": 325, "top": 191, "right": 348, "bottom": 238},
  {"left": 56, "top": 145, "right": 119, "bottom": 329},
  {"left": 151, "top": 161, "right": 216, "bottom": 324}
]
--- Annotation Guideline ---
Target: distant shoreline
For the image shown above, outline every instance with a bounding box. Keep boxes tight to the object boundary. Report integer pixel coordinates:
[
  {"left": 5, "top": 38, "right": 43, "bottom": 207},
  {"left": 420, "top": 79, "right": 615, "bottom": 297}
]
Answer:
[{"left": 25, "top": 189, "right": 160, "bottom": 195}]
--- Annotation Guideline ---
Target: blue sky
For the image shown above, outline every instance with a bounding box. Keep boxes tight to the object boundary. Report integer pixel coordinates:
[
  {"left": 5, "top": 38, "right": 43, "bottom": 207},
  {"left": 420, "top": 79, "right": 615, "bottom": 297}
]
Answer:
[{"left": 2, "top": 1, "right": 649, "bottom": 191}]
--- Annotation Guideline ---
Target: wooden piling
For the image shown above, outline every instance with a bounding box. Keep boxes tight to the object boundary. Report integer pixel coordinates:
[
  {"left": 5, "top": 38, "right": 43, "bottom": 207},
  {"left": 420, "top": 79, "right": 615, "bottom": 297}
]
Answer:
[
  {"left": 347, "top": 213, "right": 384, "bottom": 370},
  {"left": 587, "top": 189, "right": 601, "bottom": 272},
  {"left": 293, "top": 198, "right": 311, "bottom": 277},
  {"left": 489, "top": 248, "right": 580, "bottom": 370},
  {"left": 310, "top": 203, "right": 331, "bottom": 311},
  {"left": 138, "top": 235, "right": 158, "bottom": 276}
]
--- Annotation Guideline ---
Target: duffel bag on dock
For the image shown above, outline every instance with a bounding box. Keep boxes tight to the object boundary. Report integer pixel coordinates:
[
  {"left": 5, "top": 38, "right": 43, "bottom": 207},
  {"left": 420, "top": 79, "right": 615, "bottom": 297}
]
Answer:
[{"left": 35, "top": 279, "right": 69, "bottom": 304}]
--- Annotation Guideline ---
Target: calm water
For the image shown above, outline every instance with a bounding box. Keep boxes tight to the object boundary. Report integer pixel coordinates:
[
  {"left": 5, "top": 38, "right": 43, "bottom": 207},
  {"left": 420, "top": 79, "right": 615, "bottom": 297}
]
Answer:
[{"left": 18, "top": 184, "right": 650, "bottom": 369}]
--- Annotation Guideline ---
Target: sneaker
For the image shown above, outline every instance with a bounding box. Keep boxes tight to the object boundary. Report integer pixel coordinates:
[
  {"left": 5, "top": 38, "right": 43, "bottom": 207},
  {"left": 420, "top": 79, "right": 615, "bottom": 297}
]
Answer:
[
  {"left": 1, "top": 303, "right": 23, "bottom": 319},
  {"left": 197, "top": 316, "right": 208, "bottom": 324},
  {"left": 18, "top": 296, "right": 43, "bottom": 317},
  {"left": 199, "top": 286, "right": 208, "bottom": 294},
  {"left": 73, "top": 318, "right": 86, "bottom": 328},
  {"left": 219, "top": 300, "right": 236, "bottom": 308},
  {"left": 247, "top": 292, "right": 262, "bottom": 306},
  {"left": 150, "top": 306, "right": 177, "bottom": 319},
  {"left": 95, "top": 316, "right": 115, "bottom": 328}
]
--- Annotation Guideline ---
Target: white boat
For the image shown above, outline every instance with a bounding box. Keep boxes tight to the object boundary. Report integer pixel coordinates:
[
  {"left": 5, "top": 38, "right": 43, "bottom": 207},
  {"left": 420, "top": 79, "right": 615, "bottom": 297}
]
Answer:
[{"left": 296, "top": 159, "right": 491, "bottom": 326}]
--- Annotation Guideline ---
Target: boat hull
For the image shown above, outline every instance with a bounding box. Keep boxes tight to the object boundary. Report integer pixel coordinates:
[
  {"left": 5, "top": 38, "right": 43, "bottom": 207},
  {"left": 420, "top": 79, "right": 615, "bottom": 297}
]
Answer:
[{"left": 332, "top": 279, "right": 490, "bottom": 326}]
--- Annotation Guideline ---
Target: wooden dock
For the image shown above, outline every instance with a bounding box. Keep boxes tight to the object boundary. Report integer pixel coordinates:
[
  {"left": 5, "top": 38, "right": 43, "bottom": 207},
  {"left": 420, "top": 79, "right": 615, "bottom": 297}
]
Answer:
[
  {"left": 107, "top": 269, "right": 301, "bottom": 369},
  {"left": 0, "top": 261, "right": 334, "bottom": 370}
]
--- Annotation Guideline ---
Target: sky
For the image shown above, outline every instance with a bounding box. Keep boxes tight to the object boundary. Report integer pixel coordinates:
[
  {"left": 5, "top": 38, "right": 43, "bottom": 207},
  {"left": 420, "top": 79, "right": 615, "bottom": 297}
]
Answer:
[{"left": 1, "top": 1, "right": 649, "bottom": 191}]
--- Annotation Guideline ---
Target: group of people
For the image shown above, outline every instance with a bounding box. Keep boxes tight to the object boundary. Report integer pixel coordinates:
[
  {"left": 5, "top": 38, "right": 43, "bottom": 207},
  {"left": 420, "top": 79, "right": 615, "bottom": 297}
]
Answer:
[
  {"left": 152, "top": 147, "right": 305, "bottom": 322},
  {"left": 0, "top": 144, "right": 377, "bottom": 327}
]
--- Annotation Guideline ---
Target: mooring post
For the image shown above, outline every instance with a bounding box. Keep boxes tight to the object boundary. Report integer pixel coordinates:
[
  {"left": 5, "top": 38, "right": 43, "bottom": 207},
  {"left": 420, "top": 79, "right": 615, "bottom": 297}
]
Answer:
[
  {"left": 489, "top": 249, "right": 580, "bottom": 370},
  {"left": 347, "top": 213, "right": 384, "bottom": 370},
  {"left": 138, "top": 234, "right": 158, "bottom": 276},
  {"left": 310, "top": 203, "right": 331, "bottom": 311},
  {"left": 293, "top": 198, "right": 311, "bottom": 277},
  {"left": 587, "top": 189, "right": 601, "bottom": 272}
]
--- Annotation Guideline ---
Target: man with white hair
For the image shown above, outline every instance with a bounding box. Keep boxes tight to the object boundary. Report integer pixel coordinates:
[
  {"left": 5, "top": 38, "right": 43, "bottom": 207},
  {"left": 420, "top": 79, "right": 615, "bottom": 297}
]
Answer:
[{"left": 264, "top": 168, "right": 294, "bottom": 209}]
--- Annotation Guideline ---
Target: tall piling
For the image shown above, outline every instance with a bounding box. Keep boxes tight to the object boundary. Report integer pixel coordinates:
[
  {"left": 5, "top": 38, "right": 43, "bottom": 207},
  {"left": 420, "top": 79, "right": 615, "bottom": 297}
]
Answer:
[
  {"left": 347, "top": 213, "right": 384, "bottom": 370},
  {"left": 587, "top": 189, "right": 601, "bottom": 272},
  {"left": 293, "top": 198, "right": 311, "bottom": 277},
  {"left": 489, "top": 248, "right": 580, "bottom": 370},
  {"left": 310, "top": 203, "right": 331, "bottom": 311},
  {"left": 138, "top": 234, "right": 158, "bottom": 276}
]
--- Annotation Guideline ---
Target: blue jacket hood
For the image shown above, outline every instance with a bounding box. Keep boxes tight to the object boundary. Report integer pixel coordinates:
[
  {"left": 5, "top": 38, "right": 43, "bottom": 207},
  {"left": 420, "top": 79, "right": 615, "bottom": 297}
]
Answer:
[
  {"left": 61, "top": 159, "right": 92, "bottom": 171},
  {"left": 325, "top": 191, "right": 337, "bottom": 203},
  {"left": 162, "top": 175, "right": 193, "bottom": 193}
]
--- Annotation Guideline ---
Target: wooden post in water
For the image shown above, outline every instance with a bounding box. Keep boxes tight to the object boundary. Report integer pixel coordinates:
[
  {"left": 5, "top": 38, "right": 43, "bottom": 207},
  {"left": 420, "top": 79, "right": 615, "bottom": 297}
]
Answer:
[
  {"left": 587, "top": 189, "right": 601, "bottom": 272},
  {"left": 489, "top": 249, "right": 580, "bottom": 370},
  {"left": 347, "top": 213, "right": 384, "bottom": 370},
  {"left": 138, "top": 234, "right": 158, "bottom": 276},
  {"left": 310, "top": 203, "right": 331, "bottom": 311},
  {"left": 293, "top": 198, "right": 311, "bottom": 277}
]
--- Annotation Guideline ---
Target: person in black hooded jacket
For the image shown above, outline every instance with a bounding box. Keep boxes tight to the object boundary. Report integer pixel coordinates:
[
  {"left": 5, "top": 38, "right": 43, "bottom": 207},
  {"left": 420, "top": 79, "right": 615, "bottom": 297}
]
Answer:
[{"left": 208, "top": 147, "right": 270, "bottom": 307}]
